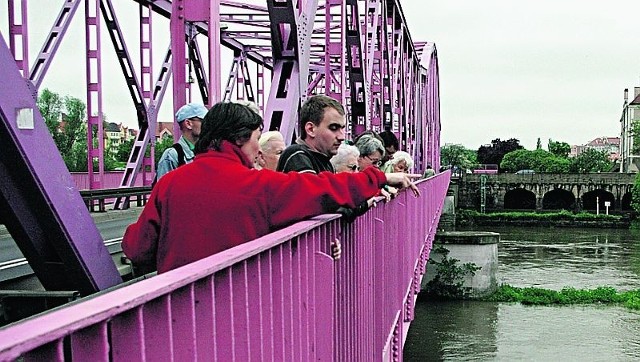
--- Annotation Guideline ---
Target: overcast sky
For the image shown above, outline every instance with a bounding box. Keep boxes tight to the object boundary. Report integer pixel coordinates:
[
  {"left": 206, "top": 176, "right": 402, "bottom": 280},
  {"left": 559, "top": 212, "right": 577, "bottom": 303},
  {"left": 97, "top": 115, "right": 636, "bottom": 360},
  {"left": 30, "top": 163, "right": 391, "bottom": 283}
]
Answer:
[
  {"left": 402, "top": 0, "right": 640, "bottom": 149},
  {"left": 3, "top": 1, "right": 640, "bottom": 150}
]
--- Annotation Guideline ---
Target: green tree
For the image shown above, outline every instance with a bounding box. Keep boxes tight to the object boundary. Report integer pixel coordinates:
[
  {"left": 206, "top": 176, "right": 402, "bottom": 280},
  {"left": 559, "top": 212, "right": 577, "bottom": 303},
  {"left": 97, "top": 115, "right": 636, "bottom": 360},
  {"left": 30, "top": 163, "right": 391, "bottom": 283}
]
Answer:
[
  {"left": 477, "top": 138, "right": 523, "bottom": 171},
  {"left": 536, "top": 138, "right": 542, "bottom": 150},
  {"left": 116, "top": 138, "right": 135, "bottom": 162},
  {"left": 632, "top": 120, "right": 640, "bottom": 155},
  {"left": 500, "top": 148, "right": 570, "bottom": 173},
  {"left": 59, "top": 97, "right": 86, "bottom": 154},
  {"left": 37, "top": 89, "right": 120, "bottom": 172},
  {"left": 569, "top": 148, "right": 614, "bottom": 173},
  {"left": 440, "top": 144, "right": 477, "bottom": 170},
  {"left": 500, "top": 149, "right": 532, "bottom": 172},
  {"left": 548, "top": 139, "right": 571, "bottom": 158},
  {"left": 37, "top": 89, "right": 89, "bottom": 171},
  {"left": 37, "top": 88, "right": 63, "bottom": 145},
  {"left": 64, "top": 129, "right": 88, "bottom": 172},
  {"left": 631, "top": 173, "right": 640, "bottom": 213},
  {"left": 154, "top": 136, "right": 175, "bottom": 165}
]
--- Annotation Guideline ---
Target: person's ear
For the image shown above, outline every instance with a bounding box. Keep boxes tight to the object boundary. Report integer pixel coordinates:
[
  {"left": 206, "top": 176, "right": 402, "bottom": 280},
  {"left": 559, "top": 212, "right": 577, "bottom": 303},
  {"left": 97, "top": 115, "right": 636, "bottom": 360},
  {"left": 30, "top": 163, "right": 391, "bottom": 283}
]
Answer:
[
  {"left": 305, "top": 121, "right": 315, "bottom": 138},
  {"left": 257, "top": 150, "right": 266, "bottom": 167}
]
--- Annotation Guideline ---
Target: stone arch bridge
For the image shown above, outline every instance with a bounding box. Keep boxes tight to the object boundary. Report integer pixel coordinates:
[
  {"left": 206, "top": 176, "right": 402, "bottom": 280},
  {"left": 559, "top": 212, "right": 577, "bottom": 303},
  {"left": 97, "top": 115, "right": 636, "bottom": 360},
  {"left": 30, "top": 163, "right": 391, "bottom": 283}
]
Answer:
[{"left": 456, "top": 173, "right": 636, "bottom": 212}]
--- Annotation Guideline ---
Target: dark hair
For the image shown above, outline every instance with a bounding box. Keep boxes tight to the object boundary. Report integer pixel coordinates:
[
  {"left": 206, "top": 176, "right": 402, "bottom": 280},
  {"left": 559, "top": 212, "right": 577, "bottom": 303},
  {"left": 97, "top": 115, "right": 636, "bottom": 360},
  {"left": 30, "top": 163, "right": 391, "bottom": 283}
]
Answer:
[
  {"left": 299, "top": 95, "right": 345, "bottom": 140},
  {"left": 378, "top": 130, "right": 399, "bottom": 150},
  {"left": 195, "top": 102, "right": 264, "bottom": 154}
]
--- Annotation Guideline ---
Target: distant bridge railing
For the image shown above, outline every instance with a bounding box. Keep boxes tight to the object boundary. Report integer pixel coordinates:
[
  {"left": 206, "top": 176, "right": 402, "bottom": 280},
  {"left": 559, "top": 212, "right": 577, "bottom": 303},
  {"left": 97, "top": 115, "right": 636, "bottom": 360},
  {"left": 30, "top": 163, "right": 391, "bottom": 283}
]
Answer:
[
  {"left": 0, "top": 173, "right": 450, "bottom": 361},
  {"left": 80, "top": 186, "right": 151, "bottom": 212},
  {"left": 70, "top": 171, "right": 146, "bottom": 190}
]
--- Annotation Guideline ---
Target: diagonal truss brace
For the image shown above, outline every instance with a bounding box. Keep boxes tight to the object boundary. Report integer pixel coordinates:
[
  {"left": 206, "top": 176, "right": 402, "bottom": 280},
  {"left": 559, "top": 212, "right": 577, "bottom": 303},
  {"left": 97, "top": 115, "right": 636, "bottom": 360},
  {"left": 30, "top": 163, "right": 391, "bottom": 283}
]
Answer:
[{"left": 0, "top": 36, "right": 122, "bottom": 294}]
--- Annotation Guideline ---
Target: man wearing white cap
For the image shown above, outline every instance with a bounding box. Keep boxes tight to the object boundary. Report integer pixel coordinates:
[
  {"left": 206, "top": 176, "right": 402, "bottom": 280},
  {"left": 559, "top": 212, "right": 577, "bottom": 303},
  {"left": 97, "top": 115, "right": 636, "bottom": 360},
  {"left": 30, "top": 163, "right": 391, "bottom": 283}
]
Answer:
[{"left": 156, "top": 103, "right": 208, "bottom": 180}]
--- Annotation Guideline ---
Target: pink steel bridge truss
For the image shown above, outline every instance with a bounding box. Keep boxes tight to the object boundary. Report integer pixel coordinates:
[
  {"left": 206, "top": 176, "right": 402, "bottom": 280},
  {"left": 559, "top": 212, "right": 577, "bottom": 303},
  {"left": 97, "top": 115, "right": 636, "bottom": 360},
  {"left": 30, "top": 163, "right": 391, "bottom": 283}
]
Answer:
[{"left": 0, "top": 0, "right": 443, "bottom": 357}]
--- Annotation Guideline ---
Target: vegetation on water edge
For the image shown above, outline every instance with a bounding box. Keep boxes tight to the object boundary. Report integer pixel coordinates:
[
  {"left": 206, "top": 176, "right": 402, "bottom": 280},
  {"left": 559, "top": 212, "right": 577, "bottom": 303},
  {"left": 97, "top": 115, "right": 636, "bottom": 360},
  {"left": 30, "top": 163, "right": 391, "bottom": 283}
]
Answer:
[
  {"left": 483, "top": 285, "right": 640, "bottom": 310},
  {"left": 457, "top": 209, "right": 623, "bottom": 223},
  {"left": 423, "top": 245, "right": 480, "bottom": 299}
]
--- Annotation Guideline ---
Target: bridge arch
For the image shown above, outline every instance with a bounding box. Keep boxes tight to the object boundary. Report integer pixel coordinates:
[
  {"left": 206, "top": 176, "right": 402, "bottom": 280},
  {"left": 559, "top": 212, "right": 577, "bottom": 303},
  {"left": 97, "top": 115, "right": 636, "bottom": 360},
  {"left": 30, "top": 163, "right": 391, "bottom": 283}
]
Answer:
[
  {"left": 504, "top": 188, "right": 536, "bottom": 210},
  {"left": 581, "top": 189, "right": 615, "bottom": 211},
  {"left": 542, "top": 189, "right": 575, "bottom": 210},
  {"left": 621, "top": 192, "right": 633, "bottom": 211}
]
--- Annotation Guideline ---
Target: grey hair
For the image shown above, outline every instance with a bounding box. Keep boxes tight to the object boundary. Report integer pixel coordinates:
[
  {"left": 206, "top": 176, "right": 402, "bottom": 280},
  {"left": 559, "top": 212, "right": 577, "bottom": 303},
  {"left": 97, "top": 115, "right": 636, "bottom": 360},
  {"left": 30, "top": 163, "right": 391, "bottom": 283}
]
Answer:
[
  {"left": 331, "top": 143, "right": 360, "bottom": 169},
  {"left": 388, "top": 151, "right": 414, "bottom": 169},
  {"left": 354, "top": 134, "right": 385, "bottom": 158},
  {"left": 259, "top": 130, "right": 284, "bottom": 150},
  {"left": 234, "top": 100, "right": 261, "bottom": 115}
]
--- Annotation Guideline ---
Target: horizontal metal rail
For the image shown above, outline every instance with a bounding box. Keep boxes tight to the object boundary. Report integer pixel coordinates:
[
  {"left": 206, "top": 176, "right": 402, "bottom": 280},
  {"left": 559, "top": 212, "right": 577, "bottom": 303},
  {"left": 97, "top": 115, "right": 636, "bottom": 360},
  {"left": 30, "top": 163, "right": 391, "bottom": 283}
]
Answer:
[
  {"left": 0, "top": 238, "right": 126, "bottom": 284},
  {"left": 79, "top": 186, "right": 152, "bottom": 212}
]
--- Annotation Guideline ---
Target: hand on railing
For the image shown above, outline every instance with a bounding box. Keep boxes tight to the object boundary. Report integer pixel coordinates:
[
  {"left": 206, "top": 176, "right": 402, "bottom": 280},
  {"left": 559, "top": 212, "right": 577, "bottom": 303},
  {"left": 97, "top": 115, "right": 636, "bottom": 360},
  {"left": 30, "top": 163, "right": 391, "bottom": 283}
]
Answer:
[
  {"left": 380, "top": 185, "right": 398, "bottom": 202},
  {"left": 331, "top": 238, "right": 342, "bottom": 260},
  {"left": 384, "top": 173, "right": 422, "bottom": 197}
]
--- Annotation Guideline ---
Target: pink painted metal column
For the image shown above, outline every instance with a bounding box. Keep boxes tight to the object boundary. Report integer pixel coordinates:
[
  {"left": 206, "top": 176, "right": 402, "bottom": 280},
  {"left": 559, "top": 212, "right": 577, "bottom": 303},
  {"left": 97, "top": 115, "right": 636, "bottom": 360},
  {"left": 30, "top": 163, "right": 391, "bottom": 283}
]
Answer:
[
  {"left": 85, "top": 0, "right": 105, "bottom": 189},
  {"left": 322, "top": 0, "right": 346, "bottom": 106},
  {"left": 263, "top": 0, "right": 316, "bottom": 141},
  {"left": 346, "top": 0, "right": 368, "bottom": 136},
  {"left": 7, "top": 0, "right": 29, "bottom": 79},
  {"left": 139, "top": 3, "right": 156, "bottom": 186},
  {"left": 171, "top": 0, "right": 222, "bottom": 124},
  {"left": 420, "top": 42, "right": 441, "bottom": 171}
]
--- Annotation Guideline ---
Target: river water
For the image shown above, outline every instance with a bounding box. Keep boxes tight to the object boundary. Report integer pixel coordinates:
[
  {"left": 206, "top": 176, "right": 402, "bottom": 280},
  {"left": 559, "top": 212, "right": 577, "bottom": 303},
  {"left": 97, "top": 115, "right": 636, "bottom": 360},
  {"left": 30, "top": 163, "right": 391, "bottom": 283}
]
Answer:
[{"left": 404, "top": 227, "right": 640, "bottom": 361}]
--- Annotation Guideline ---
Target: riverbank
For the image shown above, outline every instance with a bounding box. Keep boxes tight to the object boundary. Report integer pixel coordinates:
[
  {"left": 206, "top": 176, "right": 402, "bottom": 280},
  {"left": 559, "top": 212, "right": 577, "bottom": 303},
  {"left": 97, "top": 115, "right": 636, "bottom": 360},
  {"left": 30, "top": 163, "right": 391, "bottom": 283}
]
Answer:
[
  {"left": 456, "top": 209, "right": 631, "bottom": 228},
  {"left": 404, "top": 226, "right": 640, "bottom": 360}
]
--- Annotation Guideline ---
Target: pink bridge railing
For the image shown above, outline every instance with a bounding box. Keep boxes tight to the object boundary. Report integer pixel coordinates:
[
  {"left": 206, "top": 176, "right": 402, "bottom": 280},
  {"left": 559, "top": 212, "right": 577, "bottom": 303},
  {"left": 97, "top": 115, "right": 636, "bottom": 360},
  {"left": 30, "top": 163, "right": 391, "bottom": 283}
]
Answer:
[
  {"left": 71, "top": 172, "right": 145, "bottom": 190},
  {"left": 0, "top": 172, "right": 450, "bottom": 361}
]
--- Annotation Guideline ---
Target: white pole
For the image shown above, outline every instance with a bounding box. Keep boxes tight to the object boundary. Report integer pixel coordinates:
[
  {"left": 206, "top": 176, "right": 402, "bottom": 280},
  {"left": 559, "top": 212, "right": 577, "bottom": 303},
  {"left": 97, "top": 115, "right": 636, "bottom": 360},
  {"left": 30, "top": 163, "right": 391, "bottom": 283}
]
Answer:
[{"left": 596, "top": 196, "right": 600, "bottom": 215}]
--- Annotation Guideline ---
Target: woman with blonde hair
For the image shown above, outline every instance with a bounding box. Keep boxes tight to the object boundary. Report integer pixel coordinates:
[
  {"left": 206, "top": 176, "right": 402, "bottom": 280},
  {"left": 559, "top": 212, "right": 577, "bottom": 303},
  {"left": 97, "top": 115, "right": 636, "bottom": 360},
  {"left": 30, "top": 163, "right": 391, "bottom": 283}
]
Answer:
[{"left": 382, "top": 151, "right": 413, "bottom": 173}]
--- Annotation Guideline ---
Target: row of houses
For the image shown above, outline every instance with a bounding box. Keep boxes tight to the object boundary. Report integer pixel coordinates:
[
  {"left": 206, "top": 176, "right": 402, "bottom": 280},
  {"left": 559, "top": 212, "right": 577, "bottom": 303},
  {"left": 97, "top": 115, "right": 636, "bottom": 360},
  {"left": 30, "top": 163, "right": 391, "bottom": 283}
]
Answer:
[
  {"left": 57, "top": 115, "right": 176, "bottom": 155},
  {"left": 570, "top": 136, "right": 620, "bottom": 161},
  {"left": 104, "top": 122, "right": 176, "bottom": 154}
]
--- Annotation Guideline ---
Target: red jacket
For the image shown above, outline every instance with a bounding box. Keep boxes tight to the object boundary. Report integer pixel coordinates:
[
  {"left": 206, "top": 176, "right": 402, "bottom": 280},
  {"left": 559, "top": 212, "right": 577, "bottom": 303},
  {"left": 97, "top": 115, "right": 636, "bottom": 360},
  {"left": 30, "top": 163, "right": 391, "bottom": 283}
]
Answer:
[{"left": 122, "top": 141, "right": 387, "bottom": 273}]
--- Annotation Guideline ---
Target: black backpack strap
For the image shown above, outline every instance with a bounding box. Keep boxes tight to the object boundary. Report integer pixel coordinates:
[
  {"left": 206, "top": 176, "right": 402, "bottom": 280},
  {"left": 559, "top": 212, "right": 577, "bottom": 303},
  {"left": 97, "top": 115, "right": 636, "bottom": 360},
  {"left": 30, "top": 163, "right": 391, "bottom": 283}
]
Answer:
[{"left": 172, "top": 143, "right": 186, "bottom": 166}]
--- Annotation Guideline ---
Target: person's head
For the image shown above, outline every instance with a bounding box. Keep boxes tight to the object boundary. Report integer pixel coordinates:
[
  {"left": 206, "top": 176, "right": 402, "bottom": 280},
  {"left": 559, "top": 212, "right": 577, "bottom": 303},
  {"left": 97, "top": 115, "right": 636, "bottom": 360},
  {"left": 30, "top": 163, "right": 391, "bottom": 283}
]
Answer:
[
  {"left": 175, "top": 103, "right": 208, "bottom": 142},
  {"left": 234, "top": 100, "right": 261, "bottom": 115},
  {"left": 195, "top": 102, "right": 264, "bottom": 163},
  {"left": 257, "top": 131, "right": 285, "bottom": 171},
  {"left": 355, "top": 134, "right": 385, "bottom": 170},
  {"left": 331, "top": 143, "right": 360, "bottom": 173},
  {"left": 379, "top": 130, "right": 399, "bottom": 163},
  {"left": 299, "top": 95, "right": 346, "bottom": 156},
  {"left": 386, "top": 151, "right": 414, "bottom": 173}
]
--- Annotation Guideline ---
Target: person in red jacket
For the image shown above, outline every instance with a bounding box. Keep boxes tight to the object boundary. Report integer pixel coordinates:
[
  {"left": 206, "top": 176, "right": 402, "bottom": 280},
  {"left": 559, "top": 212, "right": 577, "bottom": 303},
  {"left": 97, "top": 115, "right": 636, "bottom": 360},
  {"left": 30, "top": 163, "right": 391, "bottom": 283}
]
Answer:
[{"left": 123, "top": 102, "right": 420, "bottom": 273}]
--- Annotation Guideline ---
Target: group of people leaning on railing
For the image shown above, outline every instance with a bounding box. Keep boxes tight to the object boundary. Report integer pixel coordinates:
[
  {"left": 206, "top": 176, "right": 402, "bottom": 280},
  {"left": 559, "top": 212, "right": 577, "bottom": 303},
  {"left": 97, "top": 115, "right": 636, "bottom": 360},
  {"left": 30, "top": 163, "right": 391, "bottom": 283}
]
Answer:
[{"left": 122, "top": 95, "right": 429, "bottom": 274}]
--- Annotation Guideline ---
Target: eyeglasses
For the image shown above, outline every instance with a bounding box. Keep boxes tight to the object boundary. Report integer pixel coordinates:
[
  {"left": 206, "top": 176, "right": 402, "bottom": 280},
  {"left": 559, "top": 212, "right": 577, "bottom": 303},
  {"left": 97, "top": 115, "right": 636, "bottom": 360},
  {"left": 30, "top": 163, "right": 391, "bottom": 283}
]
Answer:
[
  {"left": 364, "top": 155, "right": 382, "bottom": 167},
  {"left": 347, "top": 164, "right": 360, "bottom": 172}
]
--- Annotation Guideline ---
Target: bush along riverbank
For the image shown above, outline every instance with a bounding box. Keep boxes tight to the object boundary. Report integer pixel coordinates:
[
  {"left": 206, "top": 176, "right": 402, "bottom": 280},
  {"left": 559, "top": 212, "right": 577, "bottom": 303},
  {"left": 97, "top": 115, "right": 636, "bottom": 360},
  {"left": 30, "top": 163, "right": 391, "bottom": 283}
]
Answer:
[
  {"left": 456, "top": 209, "right": 630, "bottom": 228},
  {"left": 421, "top": 253, "right": 640, "bottom": 310},
  {"left": 483, "top": 285, "right": 640, "bottom": 310}
]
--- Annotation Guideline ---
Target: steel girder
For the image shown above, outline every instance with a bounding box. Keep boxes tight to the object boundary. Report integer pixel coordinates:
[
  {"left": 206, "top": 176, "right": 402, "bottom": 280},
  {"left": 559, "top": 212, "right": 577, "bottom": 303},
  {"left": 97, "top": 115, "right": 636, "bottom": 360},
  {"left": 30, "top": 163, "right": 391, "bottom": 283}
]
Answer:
[{"left": 0, "top": 35, "right": 122, "bottom": 294}]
